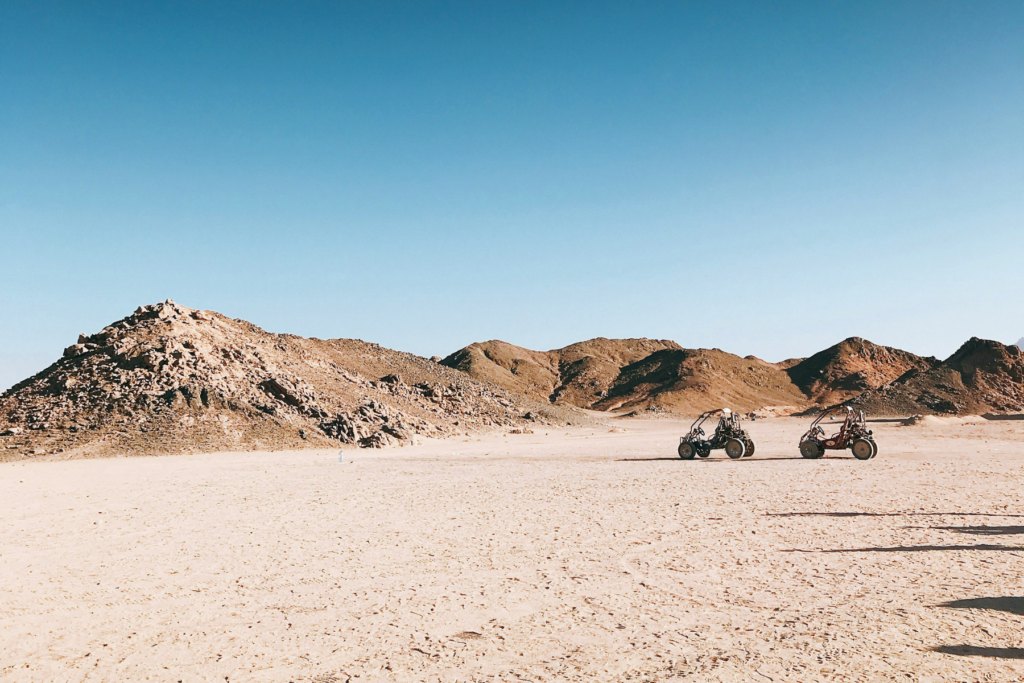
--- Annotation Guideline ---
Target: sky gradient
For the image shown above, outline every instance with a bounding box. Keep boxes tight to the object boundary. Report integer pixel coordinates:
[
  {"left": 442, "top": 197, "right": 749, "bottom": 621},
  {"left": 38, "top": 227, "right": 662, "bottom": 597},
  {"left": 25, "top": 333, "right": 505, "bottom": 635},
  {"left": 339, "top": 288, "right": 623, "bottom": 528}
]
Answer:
[{"left": 2, "top": 1, "right": 1023, "bottom": 390}]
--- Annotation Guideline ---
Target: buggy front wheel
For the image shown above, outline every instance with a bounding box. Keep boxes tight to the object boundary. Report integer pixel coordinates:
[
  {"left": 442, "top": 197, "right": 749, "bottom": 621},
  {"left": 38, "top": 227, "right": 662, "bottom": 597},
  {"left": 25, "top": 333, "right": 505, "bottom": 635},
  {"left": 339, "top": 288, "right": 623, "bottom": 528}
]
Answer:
[
  {"left": 724, "top": 438, "right": 746, "bottom": 460},
  {"left": 800, "top": 440, "right": 824, "bottom": 459},
  {"left": 678, "top": 442, "right": 697, "bottom": 460},
  {"left": 743, "top": 440, "right": 755, "bottom": 457},
  {"left": 852, "top": 438, "right": 875, "bottom": 461}
]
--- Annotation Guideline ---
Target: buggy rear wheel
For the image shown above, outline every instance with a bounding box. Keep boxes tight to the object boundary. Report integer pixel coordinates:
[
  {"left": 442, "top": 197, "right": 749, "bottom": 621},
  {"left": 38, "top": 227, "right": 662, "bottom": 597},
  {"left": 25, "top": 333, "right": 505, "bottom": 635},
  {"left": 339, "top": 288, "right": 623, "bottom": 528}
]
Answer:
[
  {"left": 851, "top": 438, "right": 874, "bottom": 460},
  {"left": 678, "top": 442, "right": 697, "bottom": 460},
  {"left": 724, "top": 438, "right": 746, "bottom": 459},
  {"left": 800, "top": 440, "right": 824, "bottom": 459},
  {"left": 743, "top": 440, "right": 755, "bottom": 457}
]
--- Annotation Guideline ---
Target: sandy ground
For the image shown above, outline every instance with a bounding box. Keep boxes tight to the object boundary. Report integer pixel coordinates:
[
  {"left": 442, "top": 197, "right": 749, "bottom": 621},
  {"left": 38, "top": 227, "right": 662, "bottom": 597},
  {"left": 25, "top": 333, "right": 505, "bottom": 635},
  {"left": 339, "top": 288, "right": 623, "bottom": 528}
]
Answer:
[{"left": 2, "top": 417, "right": 1023, "bottom": 682}]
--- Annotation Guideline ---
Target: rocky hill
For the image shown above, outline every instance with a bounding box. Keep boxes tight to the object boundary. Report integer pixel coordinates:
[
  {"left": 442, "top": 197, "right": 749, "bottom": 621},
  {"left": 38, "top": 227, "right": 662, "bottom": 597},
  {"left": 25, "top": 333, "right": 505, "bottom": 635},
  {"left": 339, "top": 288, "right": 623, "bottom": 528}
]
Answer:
[
  {"left": 783, "top": 337, "right": 938, "bottom": 406},
  {"left": 444, "top": 335, "right": 1023, "bottom": 417},
  {"left": 440, "top": 338, "right": 680, "bottom": 408},
  {"left": 4, "top": 305, "right": 1020, "bottom": 462},
  {"left": 844, "top": 337, "right": 1024, "bottom": 415},
  {"left": 0, "top": 301, "right": 580, "bottom": 461},
  {"left": 438, "top": 340, "right": 562, "bottom": 402},
  {"left": 443, "top": 338, "right": 811, "bottom": 414},
  {"left": 592, "top": 348, "right": 811, "bottom": 414}
]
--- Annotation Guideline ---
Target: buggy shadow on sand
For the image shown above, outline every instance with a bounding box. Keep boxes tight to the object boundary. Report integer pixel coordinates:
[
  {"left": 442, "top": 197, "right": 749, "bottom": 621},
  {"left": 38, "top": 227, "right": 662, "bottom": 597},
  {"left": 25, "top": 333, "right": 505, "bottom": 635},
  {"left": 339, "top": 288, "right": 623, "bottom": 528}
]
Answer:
[
  {"left": 799, "top": 406, "right": 878, "bottom": 460},
  {"left": 677, "top": 408, "right": 755, "bottom": 460}
]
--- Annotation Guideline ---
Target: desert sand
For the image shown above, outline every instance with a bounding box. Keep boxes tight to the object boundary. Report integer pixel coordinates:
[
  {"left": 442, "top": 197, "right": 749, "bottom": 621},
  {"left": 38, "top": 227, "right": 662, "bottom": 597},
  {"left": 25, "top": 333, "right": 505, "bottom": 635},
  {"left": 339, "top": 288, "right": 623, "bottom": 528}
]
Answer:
[{"left": 2, "top": 417, "right": 1023, "bottom": 682}]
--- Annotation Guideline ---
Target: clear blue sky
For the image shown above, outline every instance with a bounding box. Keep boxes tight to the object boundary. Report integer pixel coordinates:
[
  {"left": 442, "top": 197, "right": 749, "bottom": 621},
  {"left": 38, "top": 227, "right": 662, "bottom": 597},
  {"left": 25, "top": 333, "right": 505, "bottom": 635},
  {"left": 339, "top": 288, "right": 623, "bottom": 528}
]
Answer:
[{"left": 2, "top": 1, "right": 1022, "bottom": 390}]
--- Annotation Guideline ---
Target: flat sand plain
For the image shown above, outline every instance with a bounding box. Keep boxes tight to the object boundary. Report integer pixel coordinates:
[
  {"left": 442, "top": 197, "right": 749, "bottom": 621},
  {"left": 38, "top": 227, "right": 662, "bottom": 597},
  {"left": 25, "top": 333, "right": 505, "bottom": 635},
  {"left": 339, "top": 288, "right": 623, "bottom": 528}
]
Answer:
[{"left": 2, "top": 417, "right": 1023, "bottom": 682}]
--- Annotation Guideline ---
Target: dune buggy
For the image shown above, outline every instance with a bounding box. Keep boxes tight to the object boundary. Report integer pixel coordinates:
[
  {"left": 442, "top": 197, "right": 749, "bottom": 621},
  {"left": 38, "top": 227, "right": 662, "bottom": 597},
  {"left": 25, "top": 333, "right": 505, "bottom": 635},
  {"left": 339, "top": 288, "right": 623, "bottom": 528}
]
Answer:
[
  {"left": 677, "top": 408, "right": 755, "bottom": 460},
  {"left": 799, "top": 406, "right": 877, "bottom": 460}
]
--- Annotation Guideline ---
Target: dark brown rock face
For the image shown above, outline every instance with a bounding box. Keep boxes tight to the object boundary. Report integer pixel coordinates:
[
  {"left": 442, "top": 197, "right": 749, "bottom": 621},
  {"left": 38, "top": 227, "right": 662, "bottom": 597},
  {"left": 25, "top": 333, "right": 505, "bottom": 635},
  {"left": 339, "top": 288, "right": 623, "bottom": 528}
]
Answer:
[
  {"left": 843, "top": 338, "right": 1024, "bottom": 416},
  {"left": 784, "top": 337, "right": 938, "bottom": 406}
]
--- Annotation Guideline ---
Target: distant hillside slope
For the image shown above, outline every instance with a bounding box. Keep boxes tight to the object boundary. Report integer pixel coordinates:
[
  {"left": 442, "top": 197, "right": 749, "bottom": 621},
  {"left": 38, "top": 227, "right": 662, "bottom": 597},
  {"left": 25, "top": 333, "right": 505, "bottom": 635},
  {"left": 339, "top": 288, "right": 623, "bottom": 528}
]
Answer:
[
  {"left": 592, "top": 348, "right": 810, "bottom": 414},
  {"left": 784, "top": 337, "right": 938, "bottom": 406},
  {"left": 444, "top": 335, "right": 1022, "bottom": 417},
  {"left": 0, "top": 301, "right": 577, "bottom": 460},
  {"left": 440, "top": 338, "right": 680, "bottom": 407},
  {"left": 443, "top": 338, "right": 811, "bottom": 414},
  {"left": 437, "top": 340, "right": 562, "bottom": 402},
  {"left": 845, "top": 338, "right": 1024, "bottom": 415},
  {"left": 1016, "top": 337, "right": 1024, "bottom": 349}
]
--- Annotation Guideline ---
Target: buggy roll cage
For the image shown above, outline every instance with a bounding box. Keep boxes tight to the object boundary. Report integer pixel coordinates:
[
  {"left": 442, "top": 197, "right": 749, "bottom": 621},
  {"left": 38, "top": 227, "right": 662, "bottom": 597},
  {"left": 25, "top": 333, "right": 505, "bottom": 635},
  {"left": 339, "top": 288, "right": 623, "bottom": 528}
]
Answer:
[
  {"left": 687, "top": 408, "right": 732, "bottom": 437},
  {"left": 806, "top": 406, "right": 865, "bottom": 438}
]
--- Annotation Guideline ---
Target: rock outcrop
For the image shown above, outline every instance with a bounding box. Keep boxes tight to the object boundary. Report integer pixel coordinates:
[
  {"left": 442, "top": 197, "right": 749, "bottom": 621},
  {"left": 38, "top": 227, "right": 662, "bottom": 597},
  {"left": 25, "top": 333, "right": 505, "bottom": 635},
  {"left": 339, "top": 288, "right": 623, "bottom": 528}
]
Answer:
[
  {"left": 443, "top": 339, "right": 810, "bottom": 414},
  {"left": 592, "top": 348, "right": 810, "bottom": 414},
  {"left": 0, "top": 301, "right": 581, "bottom": 460},
  {"left": 784, "top": 337, "right": 938, "bottom": 406},
  {"left": 440, "top": 337, "right": 681, "bottom": 408},
  {"left": 843, "top": 338, "right": 1024, "bottom": 415}
]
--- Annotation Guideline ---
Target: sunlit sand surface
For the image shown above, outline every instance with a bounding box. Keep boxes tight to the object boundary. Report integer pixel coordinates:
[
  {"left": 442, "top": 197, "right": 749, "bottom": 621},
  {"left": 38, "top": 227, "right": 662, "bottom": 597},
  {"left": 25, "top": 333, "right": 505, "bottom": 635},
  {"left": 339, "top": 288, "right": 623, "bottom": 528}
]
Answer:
[{"left": 3, "top": 418, "right": 1023, "bottom": 681}]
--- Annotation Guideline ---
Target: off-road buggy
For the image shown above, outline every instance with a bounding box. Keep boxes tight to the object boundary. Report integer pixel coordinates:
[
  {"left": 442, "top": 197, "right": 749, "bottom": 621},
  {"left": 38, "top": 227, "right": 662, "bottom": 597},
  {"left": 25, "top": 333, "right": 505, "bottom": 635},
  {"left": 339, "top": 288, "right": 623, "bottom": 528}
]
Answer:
[
  {"left": 799, "top": 406, "right": 877, "bottom": 460},
  {"left": 677, "top": 408, "right": 755, "bottom": 460}
]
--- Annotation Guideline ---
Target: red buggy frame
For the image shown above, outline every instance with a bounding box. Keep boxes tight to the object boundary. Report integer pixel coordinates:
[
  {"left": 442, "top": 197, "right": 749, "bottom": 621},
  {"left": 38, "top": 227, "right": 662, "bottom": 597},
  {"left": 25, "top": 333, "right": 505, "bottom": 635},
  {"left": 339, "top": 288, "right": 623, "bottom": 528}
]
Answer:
[{"left": 799, "top": 406, "right": 878, "bottom": 460}]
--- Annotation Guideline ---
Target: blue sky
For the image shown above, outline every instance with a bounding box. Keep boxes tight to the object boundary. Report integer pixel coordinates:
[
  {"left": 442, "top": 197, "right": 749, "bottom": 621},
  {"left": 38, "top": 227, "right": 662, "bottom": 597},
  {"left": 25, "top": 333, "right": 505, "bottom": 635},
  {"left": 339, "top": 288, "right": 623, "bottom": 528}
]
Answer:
[{"left": 2, "top": 1, "right": 1022, "bottom": 390}]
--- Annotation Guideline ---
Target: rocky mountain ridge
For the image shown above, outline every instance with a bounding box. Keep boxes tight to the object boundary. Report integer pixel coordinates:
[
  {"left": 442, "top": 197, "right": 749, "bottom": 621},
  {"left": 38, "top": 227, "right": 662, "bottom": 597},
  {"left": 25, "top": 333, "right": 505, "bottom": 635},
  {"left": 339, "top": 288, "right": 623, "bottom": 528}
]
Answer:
[
  {"left": 0, "top": 301, "right": 580, "bottom": 461},
  {"left": 783, "top": 337, "right": 938, "bottom": 406},
  {"left": 444, "top": 336, "right": 943, "bottom": 416},
  {"left": 3, "top": 303, "right": 1021, "bottom": 461},
  {"left": 844, "top": 337, "right": 1024, "bottom": 416},
  {"left": 440, "top": 338, "right": 683, "bottom": 408}
]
